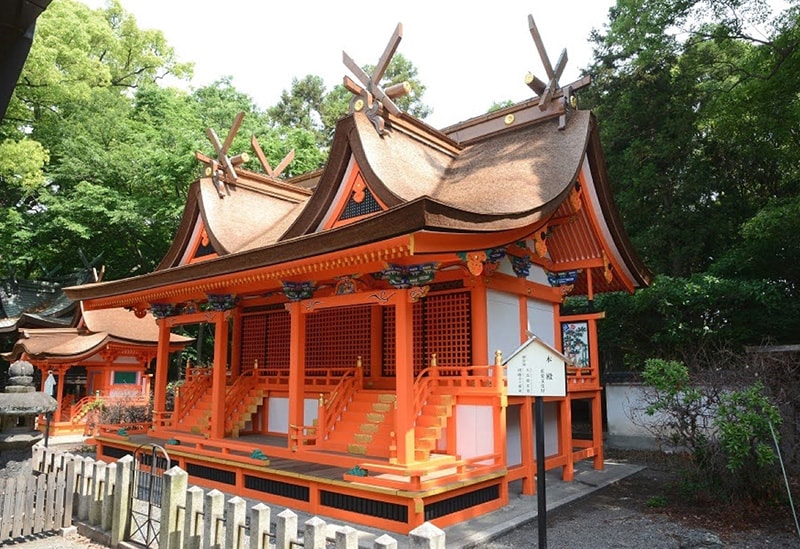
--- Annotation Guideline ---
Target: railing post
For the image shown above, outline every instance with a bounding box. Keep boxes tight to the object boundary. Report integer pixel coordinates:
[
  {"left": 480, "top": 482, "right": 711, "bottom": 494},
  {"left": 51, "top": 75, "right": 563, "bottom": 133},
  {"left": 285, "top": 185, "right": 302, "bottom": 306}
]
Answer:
[
  {"left": 408, "top": 522, "right": 445, "bottom": 549},
  {"left": 202, "top": 489, "right": 224, "bottom": 549},
  {"left": 111, "top": 455, "right": 133, "bottom": 547},
  {"left": 304, "top": 516, "right": 326, "bottom": 549},
  {"left": 224, "top": 496, "right": 246, "bottom": 549},
  {"left": 275, "top": 509, "right": 297, "bottom": 549},
  {"left": 374, "top": 534, "right": 399, "bottom": 549},
  {"left": 89, "top": 460, "right": 105, "bottom": 525},
  {"left": 494, "top": 349, "right": 504, "bottom": 388},
  {"left": 184, "top": 485, "right": 205, "bottom": 549},
  {"left": 161, "top": 466, "right": 188, "bottom": 549},
  {"left": 335, "top": 525, "right": 358, "bottom": 549},
  {"left": 316, "top": 394, "right": 326, "bottom": 444},
  {"left": 78, "top": 456, "right": 94, "bottom": 520},
  {"left": 248, "top": 503, "right": 270, "bottom": 549},
  {"left": 101, "top": 462, "right": 115, "bottom": 530}
]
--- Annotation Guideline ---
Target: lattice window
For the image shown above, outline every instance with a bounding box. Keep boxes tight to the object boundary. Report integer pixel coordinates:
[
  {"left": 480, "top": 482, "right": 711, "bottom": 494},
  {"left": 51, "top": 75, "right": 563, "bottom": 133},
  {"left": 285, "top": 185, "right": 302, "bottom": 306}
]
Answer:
[
  {"left": 265, "top": 311, "right": 290, "bottom": 371},
  {"left": 382, "top": 290, "right": 472, "bottom": 376},
  {"left": 339, "top": 187, "right": 382, "bottom": 220},
  {"left": 240, "top": 310, "right": 290, "bottom": 373},
  {"left": 306, "top": 305, "right": 372, "bottom": 375},
  {"left": 241, "top": 314, "right": 267, "bottom": 370}
]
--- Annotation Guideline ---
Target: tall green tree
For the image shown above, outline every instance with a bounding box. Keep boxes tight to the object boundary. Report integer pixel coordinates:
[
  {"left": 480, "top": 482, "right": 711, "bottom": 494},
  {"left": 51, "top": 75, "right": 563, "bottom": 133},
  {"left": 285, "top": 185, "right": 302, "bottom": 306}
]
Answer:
[
  {"left": 581, "top": 0, "right": 800, "bottom": 363},
  {"left": 0, "top": 0, "right": 192, "bottom": 279}
]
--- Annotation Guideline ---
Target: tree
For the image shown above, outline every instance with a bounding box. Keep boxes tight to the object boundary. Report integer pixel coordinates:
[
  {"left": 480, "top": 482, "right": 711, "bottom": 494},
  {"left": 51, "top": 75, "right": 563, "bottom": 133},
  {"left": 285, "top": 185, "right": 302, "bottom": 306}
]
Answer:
[
  {"left": 0, "top": 0, "right": 193, "bottom": 279},
  {"left": 580, "top": 0, "right": 800, "bottom": 367},
  {"left": 583, "top": 0, "right": 799, "bottom": 278},
  {"left": 268, "top": 53, "right": 432, "bottom": 149}
]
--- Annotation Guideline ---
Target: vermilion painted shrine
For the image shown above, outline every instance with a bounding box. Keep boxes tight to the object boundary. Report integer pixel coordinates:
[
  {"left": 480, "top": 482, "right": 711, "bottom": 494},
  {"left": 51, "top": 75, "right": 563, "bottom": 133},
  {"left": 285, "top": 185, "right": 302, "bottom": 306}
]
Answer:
[{"left": 58, "top": 17, "right": 650, "bottom": 533}]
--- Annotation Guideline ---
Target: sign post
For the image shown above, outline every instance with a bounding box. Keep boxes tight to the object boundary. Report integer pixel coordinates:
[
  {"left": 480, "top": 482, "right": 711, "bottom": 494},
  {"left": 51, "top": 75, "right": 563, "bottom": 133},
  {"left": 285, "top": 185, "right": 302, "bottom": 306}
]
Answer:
[{"left": 504, "top": 334, "right": 570, "bottom": 549}]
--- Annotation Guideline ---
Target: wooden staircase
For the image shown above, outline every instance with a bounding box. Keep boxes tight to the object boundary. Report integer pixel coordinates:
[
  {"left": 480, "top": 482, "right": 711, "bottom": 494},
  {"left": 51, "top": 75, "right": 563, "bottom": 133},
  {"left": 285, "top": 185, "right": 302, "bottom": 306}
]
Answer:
[
  {"left": 324, "top": 390, "right": 397, "bottom": 457},
  {"left": 173, "top": 392, "right": 212, "bottom": 435},
  {"left": 322, "top": 390, "right": 456, "bottom": 461},
  {"left": 225, "top": 385, "right": 267, "bottom": 437},
  {"left": 414, "top": 394, "right": 454, "bottom": 461}
]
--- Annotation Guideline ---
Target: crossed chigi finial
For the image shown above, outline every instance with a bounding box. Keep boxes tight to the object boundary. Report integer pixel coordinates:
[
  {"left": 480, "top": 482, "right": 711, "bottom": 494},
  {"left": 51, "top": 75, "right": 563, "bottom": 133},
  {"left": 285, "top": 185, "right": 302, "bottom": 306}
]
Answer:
[
  {"left": 525, "top": 15, "right": 591, "bottom": 129},
  {"left": 195, "top": 112, "right": 295, "bottom": 196},
  {"left": 342, "top": 23, "right": 411, "bottom": 135}
]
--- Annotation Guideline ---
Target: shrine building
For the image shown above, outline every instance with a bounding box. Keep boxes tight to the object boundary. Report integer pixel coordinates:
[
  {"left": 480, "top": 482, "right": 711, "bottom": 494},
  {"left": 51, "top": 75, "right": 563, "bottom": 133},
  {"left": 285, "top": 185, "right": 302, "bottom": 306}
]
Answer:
[{"left": 64, "top": 17, "right": 650, "bottom": 534}]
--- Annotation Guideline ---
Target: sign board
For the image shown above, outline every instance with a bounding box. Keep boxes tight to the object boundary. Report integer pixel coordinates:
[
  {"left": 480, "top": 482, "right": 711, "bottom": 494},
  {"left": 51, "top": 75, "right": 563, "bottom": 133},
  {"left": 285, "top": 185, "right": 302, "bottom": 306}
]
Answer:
[{"left": 504, "top": 334, "right": 570, "bottom": 397}]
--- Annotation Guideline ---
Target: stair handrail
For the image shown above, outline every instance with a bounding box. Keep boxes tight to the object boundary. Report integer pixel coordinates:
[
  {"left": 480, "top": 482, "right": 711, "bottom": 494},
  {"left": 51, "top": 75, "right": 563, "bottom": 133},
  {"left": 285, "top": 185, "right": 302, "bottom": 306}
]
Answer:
[
  {"left": 69, "top": 394, "right": 102, "bottom": 424},
  {"left": 223, "top": 367, "right": 262, "bottom": 432},
  {"left": 412, "top": 354, "right": 440, "bottom": 419},
  {"left": 174, "top": 366, "right": 212, "bottom": 420},
  {"left": 316, "top": 358, "right": 362, "bottom": 443}
]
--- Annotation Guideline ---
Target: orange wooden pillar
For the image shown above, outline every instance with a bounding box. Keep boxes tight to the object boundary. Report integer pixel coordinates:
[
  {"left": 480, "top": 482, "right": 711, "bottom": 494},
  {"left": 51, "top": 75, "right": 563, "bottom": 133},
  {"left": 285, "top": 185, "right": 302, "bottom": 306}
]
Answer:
[
  {"left": 394, "top": 290, "right": 415, "bottom": 465},
  {"left": 560, "top": 396, "right": 574, "bottom": 481},
  {"left": 520, "top": 396, "right": 535, "bottom": 495},
  {"left": 152, "top": 319, "right": 172, "bottom": 430},
  {"left": 209, "top": 310, "right": 229, "bottom": 439},
  {"left": 287, "top": 301, "right": 307, "bottom": 451},
  {"left": 470, "top": 279, "right": 489, "bottom": 364}
]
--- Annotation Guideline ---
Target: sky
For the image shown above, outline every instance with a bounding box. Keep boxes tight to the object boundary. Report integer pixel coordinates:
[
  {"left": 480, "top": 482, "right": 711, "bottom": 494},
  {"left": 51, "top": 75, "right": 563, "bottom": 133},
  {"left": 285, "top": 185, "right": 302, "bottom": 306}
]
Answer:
[{"left": 80, "top": 1, "right": 616, "bottom": 128}]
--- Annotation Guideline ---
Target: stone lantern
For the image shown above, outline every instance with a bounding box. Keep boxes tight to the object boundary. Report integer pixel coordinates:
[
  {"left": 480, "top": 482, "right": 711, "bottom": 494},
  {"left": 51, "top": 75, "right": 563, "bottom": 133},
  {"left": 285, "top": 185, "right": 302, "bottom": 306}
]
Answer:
[{"left": 0, "top": 359, "right": 58, "bottom": 450}]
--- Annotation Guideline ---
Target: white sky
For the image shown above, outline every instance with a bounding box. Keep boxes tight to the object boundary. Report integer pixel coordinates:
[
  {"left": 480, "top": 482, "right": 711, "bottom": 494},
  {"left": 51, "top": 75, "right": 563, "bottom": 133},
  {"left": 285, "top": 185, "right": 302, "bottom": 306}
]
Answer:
[{"left": 80, "top": 1, "right": 615, "bottom": 128}]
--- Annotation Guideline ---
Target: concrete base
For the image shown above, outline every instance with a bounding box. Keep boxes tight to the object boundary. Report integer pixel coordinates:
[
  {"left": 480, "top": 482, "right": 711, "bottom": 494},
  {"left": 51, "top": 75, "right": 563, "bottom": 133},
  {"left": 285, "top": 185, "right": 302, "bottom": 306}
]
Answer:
[{"left": 605, "top": 434, "right": 661, "bottom": 451}]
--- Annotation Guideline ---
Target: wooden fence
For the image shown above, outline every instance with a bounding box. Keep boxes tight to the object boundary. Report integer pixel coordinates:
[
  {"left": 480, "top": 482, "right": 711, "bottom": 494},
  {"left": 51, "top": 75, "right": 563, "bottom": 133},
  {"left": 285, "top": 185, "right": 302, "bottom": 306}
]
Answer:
[
  {"left": 0, "top": 454, "right": 75, "bottom": 540},
  {"left": 27, "top": 445, "right": 447, "bottom": 548}
]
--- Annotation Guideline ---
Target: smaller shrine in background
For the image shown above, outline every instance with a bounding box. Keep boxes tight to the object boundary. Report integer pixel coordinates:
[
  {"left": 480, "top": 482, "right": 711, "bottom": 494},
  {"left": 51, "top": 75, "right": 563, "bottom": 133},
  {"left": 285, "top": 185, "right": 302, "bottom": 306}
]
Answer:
[{"left": 0, "top": 359, "right": 57, "bottom": 450}]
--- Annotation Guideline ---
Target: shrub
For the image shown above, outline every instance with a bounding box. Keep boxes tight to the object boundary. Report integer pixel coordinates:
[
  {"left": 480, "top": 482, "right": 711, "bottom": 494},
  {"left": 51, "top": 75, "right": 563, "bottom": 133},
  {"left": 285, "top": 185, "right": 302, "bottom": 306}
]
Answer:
[{"left": 635, "top": 358, "right": 782, "bottom": 504}]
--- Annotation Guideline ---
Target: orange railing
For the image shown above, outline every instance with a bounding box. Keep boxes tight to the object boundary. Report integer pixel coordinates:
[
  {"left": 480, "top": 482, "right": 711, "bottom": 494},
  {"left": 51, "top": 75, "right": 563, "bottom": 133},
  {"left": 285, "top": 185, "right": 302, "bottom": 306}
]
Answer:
[
  {"left": 173, "top": 367, "right": 213, "bottom": 420},
  {"left": 314, "top": 359, "right": 363, "bottom": 446},
  {"left": 567, "top": 365, "right": 599, "bottom": 389},
  {"left": 412, "top": 354, "right": 502, "bottom": 418},
  {"left": 69, "top": 394, "right": 102, "bottom": 424}
]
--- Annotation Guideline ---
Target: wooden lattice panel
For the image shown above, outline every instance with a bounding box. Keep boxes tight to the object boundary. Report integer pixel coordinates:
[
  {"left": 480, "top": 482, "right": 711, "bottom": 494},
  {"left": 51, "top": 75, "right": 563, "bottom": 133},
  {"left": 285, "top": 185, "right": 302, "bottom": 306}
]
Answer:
[
  {"left": 383, "top": 291, "right": 472, "bottom": 376},
  {"left": 306, "top": 305, "right": 372, "bottom": 375},
  {"left": 240, "top": 314, "right": 267, "bottom": 370},
  {"left": 420, "top": 291, "right": 472, "bottom": 371},
  {"left": 265, "top": 310, "right": 291, "bottom": 370},
  {"left": 240, "top": 310, "right": 290, "bottom": 372}
]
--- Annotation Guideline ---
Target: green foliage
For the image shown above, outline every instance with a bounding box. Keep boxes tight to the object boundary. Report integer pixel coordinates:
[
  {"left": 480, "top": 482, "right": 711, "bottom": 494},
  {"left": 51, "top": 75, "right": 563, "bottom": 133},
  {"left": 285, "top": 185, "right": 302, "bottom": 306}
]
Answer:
[
  {"left": 0, "top": 139, "right": 49, "bottom": 194},
  {"left": 640, "top": 359, "right": 710, "bottom": 450},
  {"left": 715, "top": 382, "right": 781, "bottom": 472},
  {"left": 597, "top": 274, "right": 800, "bottom": 369},
  {"left": 583, "top": 0, "right": 800, "bottom": 387},
  {"left": 636, "top": 358, "right": 782, "bottom": 503}
]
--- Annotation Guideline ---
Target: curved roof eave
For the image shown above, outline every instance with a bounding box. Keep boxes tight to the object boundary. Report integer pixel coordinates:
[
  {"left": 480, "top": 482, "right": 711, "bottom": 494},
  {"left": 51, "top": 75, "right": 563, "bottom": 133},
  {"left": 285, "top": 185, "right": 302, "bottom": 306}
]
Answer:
[
  {"left": 63, "top": 192, "right": 568, "bottom": 305},
  {"left": 585, "top": 114, "right": 653, "bottom": 289}
]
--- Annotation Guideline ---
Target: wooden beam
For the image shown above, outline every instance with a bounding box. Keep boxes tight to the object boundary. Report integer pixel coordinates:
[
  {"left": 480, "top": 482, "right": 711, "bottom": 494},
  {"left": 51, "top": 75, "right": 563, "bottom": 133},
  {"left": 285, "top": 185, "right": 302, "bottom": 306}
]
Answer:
[
  {"left": 528, "top": 15, "right": 554, "bottom": 80},
  {"left": 373, "top": 22, "right": 403, "bottom": 83}
]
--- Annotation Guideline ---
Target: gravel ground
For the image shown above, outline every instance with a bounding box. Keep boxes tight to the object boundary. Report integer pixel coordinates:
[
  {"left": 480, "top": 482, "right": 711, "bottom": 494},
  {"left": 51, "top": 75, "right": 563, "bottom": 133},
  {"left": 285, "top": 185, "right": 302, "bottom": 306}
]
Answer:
[{"left": 484, "top": 452, "right": 800, "bottom": 548}]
